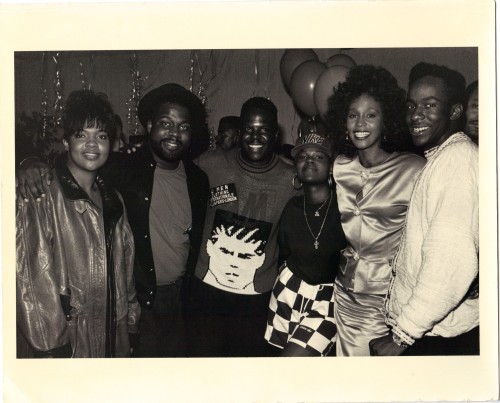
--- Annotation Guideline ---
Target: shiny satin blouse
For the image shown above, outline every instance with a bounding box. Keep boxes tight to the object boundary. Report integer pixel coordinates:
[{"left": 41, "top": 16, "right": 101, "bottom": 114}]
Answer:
[{"left": 334, "top": 152, "right": 425, "bottom": 295}]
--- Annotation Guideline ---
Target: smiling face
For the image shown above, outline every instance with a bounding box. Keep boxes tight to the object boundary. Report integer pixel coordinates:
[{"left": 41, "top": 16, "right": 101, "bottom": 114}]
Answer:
[
  {"left": 148, "top": 102, "right": 192, "bottom": 168},
  {"left": 346, "top": 93, "right": 384, "bottom": 152},
  {"left": 63, "top": 125, "right": 110, "bottom": 176},
  {"left": 405, "top": 75, "right": 457, "bottom": 150},
  {"left": 295, "top": 147, "right": 331, "bottom": 185},
  {"left": 240, "top": 107, "right": 278, "bottom": 166},
  {"left": 465, "top": 86, "right": 479, "bottom": 140}
]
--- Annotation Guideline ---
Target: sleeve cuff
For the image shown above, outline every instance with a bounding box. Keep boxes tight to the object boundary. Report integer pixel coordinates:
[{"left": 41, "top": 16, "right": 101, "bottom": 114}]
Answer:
[{"left": 391, "top": 325, "right": 416, "bottom": 346}]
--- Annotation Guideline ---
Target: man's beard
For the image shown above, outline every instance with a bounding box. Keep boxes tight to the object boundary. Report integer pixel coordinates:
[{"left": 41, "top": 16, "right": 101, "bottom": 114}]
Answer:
[{"left": 150, "top": 139, "right": 188, "bottom": 162}]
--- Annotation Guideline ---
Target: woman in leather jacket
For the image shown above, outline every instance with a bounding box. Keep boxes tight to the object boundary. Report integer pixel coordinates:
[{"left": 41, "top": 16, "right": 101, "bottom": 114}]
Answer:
[{"left": 16, "top": 90, "right": 140, "bottom": 358}]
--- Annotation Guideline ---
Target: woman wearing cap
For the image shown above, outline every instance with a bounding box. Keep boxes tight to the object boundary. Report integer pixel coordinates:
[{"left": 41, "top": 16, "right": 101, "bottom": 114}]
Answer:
[
  {"left": 325, "top": 65, "right": 425, "bottom": 356},
  {"left": 264, "top": 132, "right": 346, "bottom": 356}
]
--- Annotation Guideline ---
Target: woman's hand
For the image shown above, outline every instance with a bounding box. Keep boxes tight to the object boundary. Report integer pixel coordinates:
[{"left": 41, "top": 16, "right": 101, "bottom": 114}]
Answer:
[
  {"left": 16, "top": 158, "right": 52, "bottom": 202},
  {"left": 369, "top": 333, "right": 407, "bottom": 356}
]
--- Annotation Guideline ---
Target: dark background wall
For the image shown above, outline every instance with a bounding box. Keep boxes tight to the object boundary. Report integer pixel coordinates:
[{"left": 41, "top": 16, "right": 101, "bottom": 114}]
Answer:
[{"left": 15, "top": 47, "right": 477, "bottom": 146}]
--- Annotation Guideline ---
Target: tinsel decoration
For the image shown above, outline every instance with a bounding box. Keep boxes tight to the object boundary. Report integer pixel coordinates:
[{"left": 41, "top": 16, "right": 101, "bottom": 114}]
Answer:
[
  {"left": 189, "top": 51, "right": 195, "bottom": 93},
  {"left": 209, "top": 126, "right": 216, "bottom": 151},
  {"left": 188, "top": 51, "right": 211, "bottom": 105},
  {"left": 40, "top": 88, "right": 49, "bottom": 139},
  {"left": 254, "top": 50, "right": 260, "bottom": 95},
  {"left": 254, "top": 50, "right": 271, "bottom": 99},
  {"left": 79, "top": 61, "right": 89, "bottom": 90},
  {"left": 39, "top": 52, "right": 48, "bottom": 139},
  {"left": 125, "top": 52, "right": 144, "bottom": 137},
  {"left": 16, "top": 50, "right": 62, "bottom": 163},
  {"left": 194, "top": 51, "right": 207, "bottom": 105},
  {"left": 265, "top": 49, "right": 271, "bottom": 99},
  {"left": 52, "top": 52, "right": 64, "bottom": 127}
]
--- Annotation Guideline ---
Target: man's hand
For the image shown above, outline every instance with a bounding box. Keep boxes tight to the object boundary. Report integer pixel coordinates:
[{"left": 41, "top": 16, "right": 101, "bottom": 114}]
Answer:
[
  {"left": 369, "top": 333, "right": 408, "bottom": 356},
  {"left": 16, "top": 158, "right": 52, "bottom": 202}
]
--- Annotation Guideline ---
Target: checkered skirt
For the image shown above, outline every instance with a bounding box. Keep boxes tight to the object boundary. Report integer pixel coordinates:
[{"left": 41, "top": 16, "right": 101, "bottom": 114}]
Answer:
[{"left": 264, "top": 265, "right": 336, "bottom": 356}]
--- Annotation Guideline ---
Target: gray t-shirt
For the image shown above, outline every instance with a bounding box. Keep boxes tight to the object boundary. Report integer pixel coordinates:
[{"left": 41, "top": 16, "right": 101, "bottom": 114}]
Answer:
[{"left": 149, "top": 161, "right": 192, "bottom": 285}]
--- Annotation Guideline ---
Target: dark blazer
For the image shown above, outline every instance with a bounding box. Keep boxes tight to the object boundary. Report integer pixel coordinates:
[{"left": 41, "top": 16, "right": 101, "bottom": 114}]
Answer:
[{"left": 103, "top": 148, "right": 209, "bottom": 309}]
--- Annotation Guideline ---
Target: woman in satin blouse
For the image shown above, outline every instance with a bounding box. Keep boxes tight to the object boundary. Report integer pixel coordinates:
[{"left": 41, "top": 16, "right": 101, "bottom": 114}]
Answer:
[{"left": 325, "top": 65, "right": 425, "bottom": 356}]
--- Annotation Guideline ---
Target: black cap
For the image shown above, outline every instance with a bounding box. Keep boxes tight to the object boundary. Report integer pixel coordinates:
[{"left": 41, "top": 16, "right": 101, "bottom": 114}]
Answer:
[
  {"left": 291, "top": 133, "right": 333, "bottom": 159},
  {"left": 218, "top": 116, "right": 241, "bottom": 132}
]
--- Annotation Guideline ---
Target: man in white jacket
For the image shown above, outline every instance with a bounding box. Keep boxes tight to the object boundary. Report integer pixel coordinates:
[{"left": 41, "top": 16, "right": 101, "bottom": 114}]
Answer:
[{"left": 370, "top": 62, "right": 479, "bottom": 356}]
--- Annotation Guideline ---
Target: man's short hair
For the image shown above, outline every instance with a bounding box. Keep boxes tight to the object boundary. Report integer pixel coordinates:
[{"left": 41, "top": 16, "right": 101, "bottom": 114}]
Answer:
[
  {"left": 240, "top": 97, "right": 278, "bottom": 127},
  {"left": 62, "top": 90, "right": 117, "bottom": 142},
  {"left": 408, "top": 62, "right": 466, "bottom": 105}
]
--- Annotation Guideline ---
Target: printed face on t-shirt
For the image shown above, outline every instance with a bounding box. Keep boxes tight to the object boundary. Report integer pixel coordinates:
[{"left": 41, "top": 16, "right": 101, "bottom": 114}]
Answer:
[{"left": 206, "top": 225, "right": 265, "bottom": 292}]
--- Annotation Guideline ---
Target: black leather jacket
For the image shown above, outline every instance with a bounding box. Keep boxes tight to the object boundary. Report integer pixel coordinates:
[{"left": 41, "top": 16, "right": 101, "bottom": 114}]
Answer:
[{"left": 103, "top": 148, "right": 209, "bottom": 309}]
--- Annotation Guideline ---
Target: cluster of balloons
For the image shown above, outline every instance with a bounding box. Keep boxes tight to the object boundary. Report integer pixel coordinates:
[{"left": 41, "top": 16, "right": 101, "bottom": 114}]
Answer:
[{"left": 280, "top": 49, "right": 356, "bottom": 120}]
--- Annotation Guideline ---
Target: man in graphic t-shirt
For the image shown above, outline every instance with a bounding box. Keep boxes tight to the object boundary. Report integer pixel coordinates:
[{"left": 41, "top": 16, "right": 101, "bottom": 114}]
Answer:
[{"left": 187, "top": 97, "right": 297, "bottom": 357}]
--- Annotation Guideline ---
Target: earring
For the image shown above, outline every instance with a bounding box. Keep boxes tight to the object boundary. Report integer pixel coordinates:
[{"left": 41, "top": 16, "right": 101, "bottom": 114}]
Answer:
[
  {"left": 383, "top": 134, "right": 387, "bottom": 142},
  {"left": 328, "top": 175, "right": 333, "bottom": 188},
  {"left": 292, "top": 175, "right": 303, "bottom": 190},
  {"left": 345, "top": 130, "right": 350, "bottom": 141}
]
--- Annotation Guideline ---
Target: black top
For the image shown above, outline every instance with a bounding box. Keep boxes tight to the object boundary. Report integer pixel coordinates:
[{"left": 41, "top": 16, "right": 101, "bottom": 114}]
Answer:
[
  {"left": 103, "top": 149, "right": 209, "bottom": 309},
  {"left": 278, "top": 192, "right": 346, "bottom": 285}
]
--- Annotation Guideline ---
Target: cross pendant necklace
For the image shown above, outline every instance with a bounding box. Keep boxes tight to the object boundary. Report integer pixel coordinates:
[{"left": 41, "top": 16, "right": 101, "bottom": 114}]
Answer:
[{"left": 314, "top": 240, "right": 319, "bottom": 250}]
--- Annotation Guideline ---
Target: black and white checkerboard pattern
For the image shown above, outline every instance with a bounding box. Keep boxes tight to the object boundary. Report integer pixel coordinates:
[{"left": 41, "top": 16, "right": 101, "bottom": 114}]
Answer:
[{"left": 265, "top": 266, "right": 337, "bottom": 355}]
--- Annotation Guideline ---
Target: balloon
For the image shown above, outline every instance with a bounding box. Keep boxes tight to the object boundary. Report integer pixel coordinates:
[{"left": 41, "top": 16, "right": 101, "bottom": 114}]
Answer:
[
  {"left": 290, "top": 60, "right": 326, "bottom": 117},
  {"left": 313, "top": 65, "right": 350, "bottom": 119},
  {"left": 326, "top": 53, "right": 356, "bottom": 69},
  {"left": 280, "top": 49, "right": 318, "bottom": 91}
]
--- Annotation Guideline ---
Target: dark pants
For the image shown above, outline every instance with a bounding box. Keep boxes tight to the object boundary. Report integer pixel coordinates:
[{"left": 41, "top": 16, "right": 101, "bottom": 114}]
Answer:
[
  {"left": 186, "top": 277, "right": 280, "bottom": 357},
  {"left": 134, "top": 280, "right": 186, "bottom": 357},
  {"left": 403, "top": 326, "right": 479, "bottom": 356}
]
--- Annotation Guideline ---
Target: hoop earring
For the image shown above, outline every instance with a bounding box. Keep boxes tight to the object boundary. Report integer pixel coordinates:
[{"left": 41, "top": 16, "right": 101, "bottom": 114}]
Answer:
[
  {"left": 292, "top": 175, "right": 303, "bottom": 190},
  {"left": 328, "top": 175, "right": 333, "bottom": 188}
]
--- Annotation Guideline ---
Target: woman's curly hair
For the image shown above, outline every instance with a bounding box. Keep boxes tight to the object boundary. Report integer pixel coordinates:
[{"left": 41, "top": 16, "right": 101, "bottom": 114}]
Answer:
[
  {"left": 325, "top": 65, "right": 413, "bottom": 158},
  {"left": 63, "top": 90, "right": 117, "bottom": 143}
]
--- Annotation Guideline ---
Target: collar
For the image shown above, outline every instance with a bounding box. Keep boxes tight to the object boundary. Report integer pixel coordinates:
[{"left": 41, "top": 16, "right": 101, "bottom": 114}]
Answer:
[
  {"left": 55, "top": 156, "right": 123, "bottom": 220},
  {"left": 236, "top": 151, "right": 279, "bottom": 174},
  {"left": 424, "top": 132, "right": 468, "bottom": 160}
]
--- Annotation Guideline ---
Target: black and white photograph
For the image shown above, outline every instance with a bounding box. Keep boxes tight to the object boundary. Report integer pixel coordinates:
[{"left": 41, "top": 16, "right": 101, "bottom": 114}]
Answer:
[{"left": 1, "top": 1, "right": 498, "bottom": 402}]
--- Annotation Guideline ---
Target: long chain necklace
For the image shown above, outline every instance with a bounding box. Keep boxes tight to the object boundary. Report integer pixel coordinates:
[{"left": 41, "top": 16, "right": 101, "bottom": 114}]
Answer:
[{"left": 303, "top": 191, "right": 332, "bottom": 250}]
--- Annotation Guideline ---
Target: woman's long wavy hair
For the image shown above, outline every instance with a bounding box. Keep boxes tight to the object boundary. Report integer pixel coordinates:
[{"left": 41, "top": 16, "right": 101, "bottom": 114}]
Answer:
[{"left": 325, "top": 65, "right": 414, "bottom": 158}]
